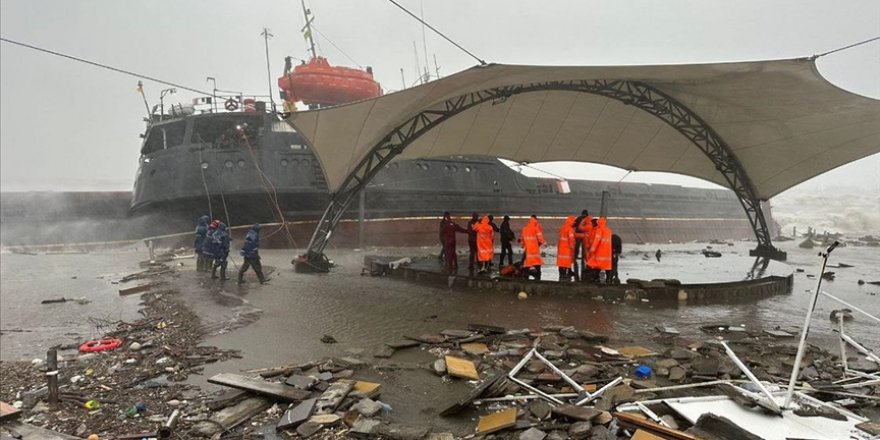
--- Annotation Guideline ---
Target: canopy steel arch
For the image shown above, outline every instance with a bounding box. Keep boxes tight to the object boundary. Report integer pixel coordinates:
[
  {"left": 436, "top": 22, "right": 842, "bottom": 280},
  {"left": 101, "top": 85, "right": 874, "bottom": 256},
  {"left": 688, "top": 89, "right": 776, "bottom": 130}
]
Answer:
[{"left": 294, "top": 79, "right": 786, "bottom": 272}]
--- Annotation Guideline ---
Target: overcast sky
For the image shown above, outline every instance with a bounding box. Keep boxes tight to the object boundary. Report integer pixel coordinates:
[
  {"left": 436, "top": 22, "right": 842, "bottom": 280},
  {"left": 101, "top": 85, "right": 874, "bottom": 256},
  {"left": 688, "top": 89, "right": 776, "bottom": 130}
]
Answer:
[{"left": 1, "top": 0, "right": 878, "bottom": 196}]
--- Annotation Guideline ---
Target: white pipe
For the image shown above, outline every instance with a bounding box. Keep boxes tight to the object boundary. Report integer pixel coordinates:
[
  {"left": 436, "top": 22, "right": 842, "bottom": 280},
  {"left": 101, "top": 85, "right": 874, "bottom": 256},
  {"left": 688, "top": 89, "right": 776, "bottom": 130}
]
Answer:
[
  {"left": 721, "top": 341, "right": 782, "bottom": 413},
  {"left": 840, "top": 333, "right": 880, "bottom": 364},
  {"left": 821, "top": 291, "right": 880, "bottom": 323},
  {"left": 533, "top": 350, "right": 588, "bottom": 399},
  {"left": 838, "top": 315, "right": 849, "bottom": 371}
]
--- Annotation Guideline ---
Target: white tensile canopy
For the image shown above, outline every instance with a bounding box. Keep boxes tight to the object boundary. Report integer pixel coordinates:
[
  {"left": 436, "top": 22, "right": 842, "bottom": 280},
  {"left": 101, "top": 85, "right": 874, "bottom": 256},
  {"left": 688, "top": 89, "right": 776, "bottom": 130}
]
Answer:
[{"left": 285, "top": 58, "right": 880, "bottom": 200}]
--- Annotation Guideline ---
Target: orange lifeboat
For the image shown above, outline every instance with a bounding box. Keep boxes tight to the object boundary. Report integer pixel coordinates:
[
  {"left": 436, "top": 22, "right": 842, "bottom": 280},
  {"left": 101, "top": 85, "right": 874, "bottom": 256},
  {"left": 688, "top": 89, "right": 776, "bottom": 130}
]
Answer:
[{"left": 278, "top": 56, "right": 382, "bottom": 107}]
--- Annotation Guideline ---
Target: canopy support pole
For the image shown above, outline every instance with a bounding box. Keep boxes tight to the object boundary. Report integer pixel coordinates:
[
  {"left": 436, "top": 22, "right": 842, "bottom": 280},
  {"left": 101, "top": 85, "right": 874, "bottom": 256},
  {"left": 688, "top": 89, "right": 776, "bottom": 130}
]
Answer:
[{"left": 295, "top": 79, "right": 784, "bottom": 272}]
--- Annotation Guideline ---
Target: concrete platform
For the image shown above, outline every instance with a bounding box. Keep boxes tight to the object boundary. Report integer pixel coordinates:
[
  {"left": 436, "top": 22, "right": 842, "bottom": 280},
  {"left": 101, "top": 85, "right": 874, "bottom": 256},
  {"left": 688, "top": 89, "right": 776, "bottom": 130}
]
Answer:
[{"left": 376, "top": 256, "right": 793, "bottom": 304}]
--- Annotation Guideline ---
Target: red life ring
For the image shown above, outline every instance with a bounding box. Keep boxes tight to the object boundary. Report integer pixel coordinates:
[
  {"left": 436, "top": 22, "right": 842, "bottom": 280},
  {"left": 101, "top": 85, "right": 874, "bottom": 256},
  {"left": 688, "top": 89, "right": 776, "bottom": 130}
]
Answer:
[
  {"left": 224, "top": 99, "right": 239, "bottom": 111},
  {"left": 78, "top": 338, "right": 123, "bottom": 353}
]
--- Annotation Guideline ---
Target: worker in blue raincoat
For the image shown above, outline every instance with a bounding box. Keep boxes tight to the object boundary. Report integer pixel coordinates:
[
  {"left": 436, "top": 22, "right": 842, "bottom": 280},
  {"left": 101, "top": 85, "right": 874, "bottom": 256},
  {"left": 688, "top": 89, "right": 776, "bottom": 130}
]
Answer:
[
  {"left": 238, "top": 224, "right": 267, "bottom": 284},
  {"left": 194, "top": 215, "right": 210, "bottom": 272},
  {"left": 211, "top": 222, "right": 230, "bottom": 280}
]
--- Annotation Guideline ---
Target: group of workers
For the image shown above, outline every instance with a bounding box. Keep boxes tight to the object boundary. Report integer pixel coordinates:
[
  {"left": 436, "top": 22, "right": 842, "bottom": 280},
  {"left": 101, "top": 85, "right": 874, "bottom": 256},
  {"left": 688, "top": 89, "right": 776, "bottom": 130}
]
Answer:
[
  {"left": 193, "top": 216, "right": 268, "bottom": 284},
  {"left": 439, "top": 210, "right": 621, "bottom": 284}
]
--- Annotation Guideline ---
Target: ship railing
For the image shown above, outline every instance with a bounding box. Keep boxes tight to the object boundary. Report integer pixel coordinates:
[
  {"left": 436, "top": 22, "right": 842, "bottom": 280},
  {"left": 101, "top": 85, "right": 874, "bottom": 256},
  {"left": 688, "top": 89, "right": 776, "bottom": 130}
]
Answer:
[{"left": 149, "top": 94, "right": 277, "bottom": 122}]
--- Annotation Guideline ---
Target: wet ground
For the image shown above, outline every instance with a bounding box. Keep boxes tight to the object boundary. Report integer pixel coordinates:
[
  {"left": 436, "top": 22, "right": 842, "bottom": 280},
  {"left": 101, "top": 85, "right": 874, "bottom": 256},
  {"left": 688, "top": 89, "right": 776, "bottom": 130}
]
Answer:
[{"left": 1, "top": 239, "right": 877, "bottom": 433}]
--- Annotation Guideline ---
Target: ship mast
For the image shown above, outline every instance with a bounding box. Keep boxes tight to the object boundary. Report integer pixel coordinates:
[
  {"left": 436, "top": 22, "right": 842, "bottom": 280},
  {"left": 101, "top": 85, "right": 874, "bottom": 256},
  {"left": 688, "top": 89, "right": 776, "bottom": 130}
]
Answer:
[{"left": 300, "top": 0, "right": 317, "bottom": 59}]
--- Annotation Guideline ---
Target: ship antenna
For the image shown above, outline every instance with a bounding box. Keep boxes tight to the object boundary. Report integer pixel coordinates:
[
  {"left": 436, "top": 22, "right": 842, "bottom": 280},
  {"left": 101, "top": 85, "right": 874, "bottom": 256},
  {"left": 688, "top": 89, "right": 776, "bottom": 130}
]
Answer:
[
  {"left": 300, "top": 0, "right": 317, "bottom": 59},
  {"left": 261, "top": 28, "right": 276, "bottom": 112}
]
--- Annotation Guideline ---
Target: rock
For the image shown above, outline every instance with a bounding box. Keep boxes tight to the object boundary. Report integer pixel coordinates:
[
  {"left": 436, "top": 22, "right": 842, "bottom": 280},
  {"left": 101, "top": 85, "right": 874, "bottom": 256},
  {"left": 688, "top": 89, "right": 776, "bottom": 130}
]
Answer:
[
  {"left": 659, "top": 415, "right": 679, "bottom": 430},
  {"left": 667, "top": 347, "right": 696, "bottom": 360},
  {"left": 546, "top": 430, "right": 566, "bottom": 440},
  {"left": 692, "top": 356, "right": 720, "bottom": 376},
  {"left": 351, "top": 418, "right": 382, "bottom": 436},
  {"left": 129, "top": 342, "right": 142, "bottom": 351},
  {"left": 31, "top": 401, "right": 50, "bottom": 413},
  {"left": 799, "top": 366, "right": 819, "bottom": 380},
  {"left": 656, "top": 358, "right": 679, "bottom": 369},
  {"left": 374, "top": 346, "right": 396, "bottom": 358},
  {"left": 427, "top": 434, "right": 454, "bottom": 440},
  {"left": 297, "top": 421, "right": 323, "bottom": 437},
  {"left": 529, "top": 399, "right": 553, "bottom": 420},
  {"left": 433, "top": 359, "right": 447, "bottom": 375},
  {"left": 520, "top": 427, "right": 547, "bottom": 440},
  {"left": 352, "top": 398, "right": 383, "bottom": 417},
  {"left": 569, "top": 421, "right": 592, "bottom": 439},
  {"left": 156, "top": 356, "right": 171, "bottom": 365},
  {"left": 310, "top": 414, "right": 341, "bottom": 425},
  {"left": 668, "top": 366, "right": 687, "bottom": 382},
  {"left": 588, "top": 425, "right": 616, "bottom": 440},
  {"left": 166, "top": 399, "right": 181, "bottom": 407},
  {"left": 553, "top": 404, "right": 601, "bottom": 421},
  {"left": 377, "top": 423, "right": 430, "bottom": 440},
  {"left": 321, "top": 334, "right": 338, "bottom": 344},
  {"left": 572, "top": 364, "right": 599, "bottom": 379},
  {"left": 593, "top": 411, "right": 612, "bottom": 425}
]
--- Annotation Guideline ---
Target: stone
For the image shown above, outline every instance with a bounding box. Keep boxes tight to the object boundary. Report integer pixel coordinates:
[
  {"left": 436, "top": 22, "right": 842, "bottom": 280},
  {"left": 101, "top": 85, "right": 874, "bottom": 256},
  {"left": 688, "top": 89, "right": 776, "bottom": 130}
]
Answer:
[
  {"left": 659, "top": 415, "right": 678, "bottom": 430},
  {"left": 334, "top": 369, "right": 354, "bottom": 379},
  {"left": 350, "top": 418, "right": 381, "bottom": 436},
  {"left": 352, "top": 398, "right": 383, "bottom": 417},
  {"left": 692, "top": 356, "right": 720, "bottom": 376},
  {"left": 377, "top": 423, "right": 430, "bottom": 440},
  {"left": 566, "top": 348, "right": 588, "bottom": 359},
  {"left": 277, "top": 398, "right": 316, "bottom": 430},
  {"left": 166, "top": 399, "right": 181, "bottom": 407},
  {"left": 462, "top": 342, "right": 489, "bottom": 355},
  {"left": 572, "top": 364, "right": 599, "bottom": 379},
  {"left": 433, "top": 359, "right": 447, "bottom": 375},
  {"left": 568, "top": 421, "right": 592, "bottom": 439},
  {"left": 655, "top": 358, "right": 679, "bottom": 369},
  {"left": 427, "top": 434, "right": 455, "bottom": 440},
  {"left": 529, "top": 399, "right": 552, "bottom": 420},
  {"left": 520, "top": 427, "right": 547, "bottom": 440},
  {"left": 441, "top": 329, "right": 473, "bottom": 338},
  {"left": 296, "top": 421, "right": 322, "bottom": 437},
  {"left": 552, "top": 404, "right": 601, "bottom": 421},
  {"left": 667, "top": 348, "right": 696, "bottom": 360},
  {"left": 668, "top": 366, "right": 687, "bottom": 382},
  {"left": 129, "top": 342, "right": 142, "bottom": 351},
  {"left": 546, "top": 431, "right": 566, "bottom": 440},
  {"left": 374, "top": 345, "right": 396, "bottom": 358},
  {"left": 588, "top": 425, "right": 616, "bottom": 440},
  {"left": 593, "top": 411, "right": 613, "bottom": 425},
  {"left": 595, "top": 385, "right": 636, "bottom": 411},
  {"left": 309, "top": 414, "right": 341, "bottom": 425},
  {"left": 286, "top": 374, "right": 317, "bottom": 390},
  {"left": 799, "top": 366, "right": 819, "bottom": 380}
]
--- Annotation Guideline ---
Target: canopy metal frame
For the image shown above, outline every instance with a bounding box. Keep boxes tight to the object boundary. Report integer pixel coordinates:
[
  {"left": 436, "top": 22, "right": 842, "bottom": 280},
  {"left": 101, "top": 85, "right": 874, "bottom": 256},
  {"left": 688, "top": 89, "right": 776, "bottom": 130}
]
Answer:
[{"left": 295, "top": 79, "right": 786, "bottom": 271}]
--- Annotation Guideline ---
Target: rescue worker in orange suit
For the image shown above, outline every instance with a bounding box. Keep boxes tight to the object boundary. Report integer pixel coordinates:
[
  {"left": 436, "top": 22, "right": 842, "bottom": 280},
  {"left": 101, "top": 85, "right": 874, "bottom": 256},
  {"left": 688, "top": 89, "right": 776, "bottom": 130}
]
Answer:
[
  {"left": 557, "top": 215, "right": 576, "bottom": 281},
  {"left": 575, "top": 212, "right": 594, "bottom": 281},
  {"left": 519, "top": 215, "right": 546, "bottom": 280},
  {"left": 466, "top": 213, "right": 480, "bottom": 273},
  {"left": 440, "top": 212, "right": 468, "bottom": 273},
  {"left": 499, "top": 216, "right": 515, "bottom": 266},
  {"left": 474, "top": 215, "right": 496, "bottom": 275},
  {"left": 587, "top": 217, "right": 613, "bottom": 283}
]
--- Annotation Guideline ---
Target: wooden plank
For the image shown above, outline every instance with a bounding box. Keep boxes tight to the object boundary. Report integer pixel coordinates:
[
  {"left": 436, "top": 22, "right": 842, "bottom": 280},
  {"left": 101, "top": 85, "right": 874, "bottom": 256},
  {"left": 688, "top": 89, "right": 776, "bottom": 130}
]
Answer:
[
  {"left": 118, "top": 281, "right": 162, "bottom": 296},
  {"left": 445, "top": 355, "right": 479, "bottom": 380},
  {"left": 617, "top": 346, "right": 659, "bottom": 358},
  {"left": 194, "top": 397, "right": 272, "bottom": 436},
  {"left": 476, "top": 408, "right": 517, "bottom": 435},
  {"left": 1, "top": 400, "right": 21, "bottom": 421},
  {"left": 206, "top": 388, "right": 249, "bottom": 411},
  {"left": 351, "top": 381, "right": 382, "bottom": 399},
  {"left": 631, "top": 430, "right": 665, "bottom": 440},
  {"left": 208, "top": 373, "right": 311, "bottom": 402},
  {"left": 462, "top": 342, "right": 489, "bottom": 355},
  {"left": 313, "top": 380, "right": 353, "bottom": 414},
  {"left": 614, "top": 412, "right": 701, "bottom": 440}
]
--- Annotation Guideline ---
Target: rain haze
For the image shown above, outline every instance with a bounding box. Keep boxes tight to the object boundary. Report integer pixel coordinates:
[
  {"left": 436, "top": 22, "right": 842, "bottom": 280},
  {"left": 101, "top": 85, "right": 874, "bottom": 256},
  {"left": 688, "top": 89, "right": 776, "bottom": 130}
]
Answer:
[{"left": 1, "top": 0, "right": 879, "bottom": 234}]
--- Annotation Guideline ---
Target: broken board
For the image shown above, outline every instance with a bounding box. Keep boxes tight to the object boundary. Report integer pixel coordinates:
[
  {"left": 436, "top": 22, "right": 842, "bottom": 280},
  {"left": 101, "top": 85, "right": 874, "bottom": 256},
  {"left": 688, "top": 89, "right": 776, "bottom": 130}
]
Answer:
[
  {"left": 445, "top": 355, "right": 479, "bottom": 380},
  {"left": 351, "top": 381, "right": 382, "bottom": 399},
  {"left": 476, "top": 408, "right": 517, "bottom": 435},
  {"left": 313, "top": 380, "right": 353, "bottom": 414},
  {"left": 617, "top": 346, "right": 659, "bottom": 358},
  {"left": 208, "top": 373, "right": 311, "bottom": 402},
  {"left": 461, "top": 342, "right": 490, "bottom": 355},
  {"left": 0, "top": 400, "right": 21, "bottom": 421}
]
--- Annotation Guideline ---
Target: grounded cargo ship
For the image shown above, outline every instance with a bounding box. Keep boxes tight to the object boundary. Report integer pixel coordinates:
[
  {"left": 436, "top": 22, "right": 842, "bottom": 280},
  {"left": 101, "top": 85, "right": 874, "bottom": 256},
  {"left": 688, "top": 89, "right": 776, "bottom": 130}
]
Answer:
[{"left": 129, "top": 107, "right": 759, "bottom": 248}]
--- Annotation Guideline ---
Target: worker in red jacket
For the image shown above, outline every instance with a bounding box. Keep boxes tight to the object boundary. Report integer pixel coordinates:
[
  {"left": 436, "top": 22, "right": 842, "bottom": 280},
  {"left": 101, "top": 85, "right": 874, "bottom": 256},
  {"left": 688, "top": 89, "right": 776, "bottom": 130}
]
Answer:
[{"left": 440, "top": 212, "right": 468, "bottom": 274}]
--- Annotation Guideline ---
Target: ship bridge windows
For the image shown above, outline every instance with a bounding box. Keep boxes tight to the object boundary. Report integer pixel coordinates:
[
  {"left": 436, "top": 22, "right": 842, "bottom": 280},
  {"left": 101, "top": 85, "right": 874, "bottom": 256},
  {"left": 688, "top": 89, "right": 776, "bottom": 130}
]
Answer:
[
  {"left": 192, "top": 115, "right": 263, "bottom": 150},
  {"left": 141, "top": 121, "right": 186, "bottom": 155}
]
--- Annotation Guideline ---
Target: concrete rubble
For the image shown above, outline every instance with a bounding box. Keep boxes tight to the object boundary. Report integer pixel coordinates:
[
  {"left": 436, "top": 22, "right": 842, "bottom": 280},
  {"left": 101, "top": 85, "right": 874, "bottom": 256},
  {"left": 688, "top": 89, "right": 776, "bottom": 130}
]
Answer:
[{"left": 1, "top": 252, "right": 878, "bottom": 439}]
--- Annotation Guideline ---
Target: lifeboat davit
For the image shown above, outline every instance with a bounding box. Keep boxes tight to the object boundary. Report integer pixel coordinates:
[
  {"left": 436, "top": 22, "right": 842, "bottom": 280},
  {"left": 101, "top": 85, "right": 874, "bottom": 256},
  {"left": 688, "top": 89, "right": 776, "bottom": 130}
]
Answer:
[{"left": 278, "top": 56, "right": 382, "bottom": 107}]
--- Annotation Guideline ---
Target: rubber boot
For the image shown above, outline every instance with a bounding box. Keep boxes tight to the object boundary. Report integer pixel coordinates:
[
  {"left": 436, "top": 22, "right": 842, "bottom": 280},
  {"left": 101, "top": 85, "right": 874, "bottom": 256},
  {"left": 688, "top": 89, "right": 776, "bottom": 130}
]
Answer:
[
  {"left": 220, "top": 264, "right": 229, "bottom": 281},
  {"left": 211, "top": 263, "right": 219, "bottom": 279}
]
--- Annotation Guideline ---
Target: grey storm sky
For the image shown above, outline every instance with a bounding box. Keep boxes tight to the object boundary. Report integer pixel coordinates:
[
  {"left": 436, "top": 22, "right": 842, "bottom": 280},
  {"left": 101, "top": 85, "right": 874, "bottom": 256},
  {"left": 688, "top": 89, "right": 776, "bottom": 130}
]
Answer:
[{"left": 1, "top": 0, "right": 878, "bottom": 195}]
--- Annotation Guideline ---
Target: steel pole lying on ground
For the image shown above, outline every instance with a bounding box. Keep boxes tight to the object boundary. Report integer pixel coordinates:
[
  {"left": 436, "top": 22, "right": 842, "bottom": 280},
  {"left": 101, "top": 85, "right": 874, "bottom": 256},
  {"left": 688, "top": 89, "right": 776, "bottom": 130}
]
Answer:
[
  {"left": 720, "top": 341, "right": 782, "bottom": 413},
  {"left": 784, "top": 241, "right": 838, "bottom": 408}
]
